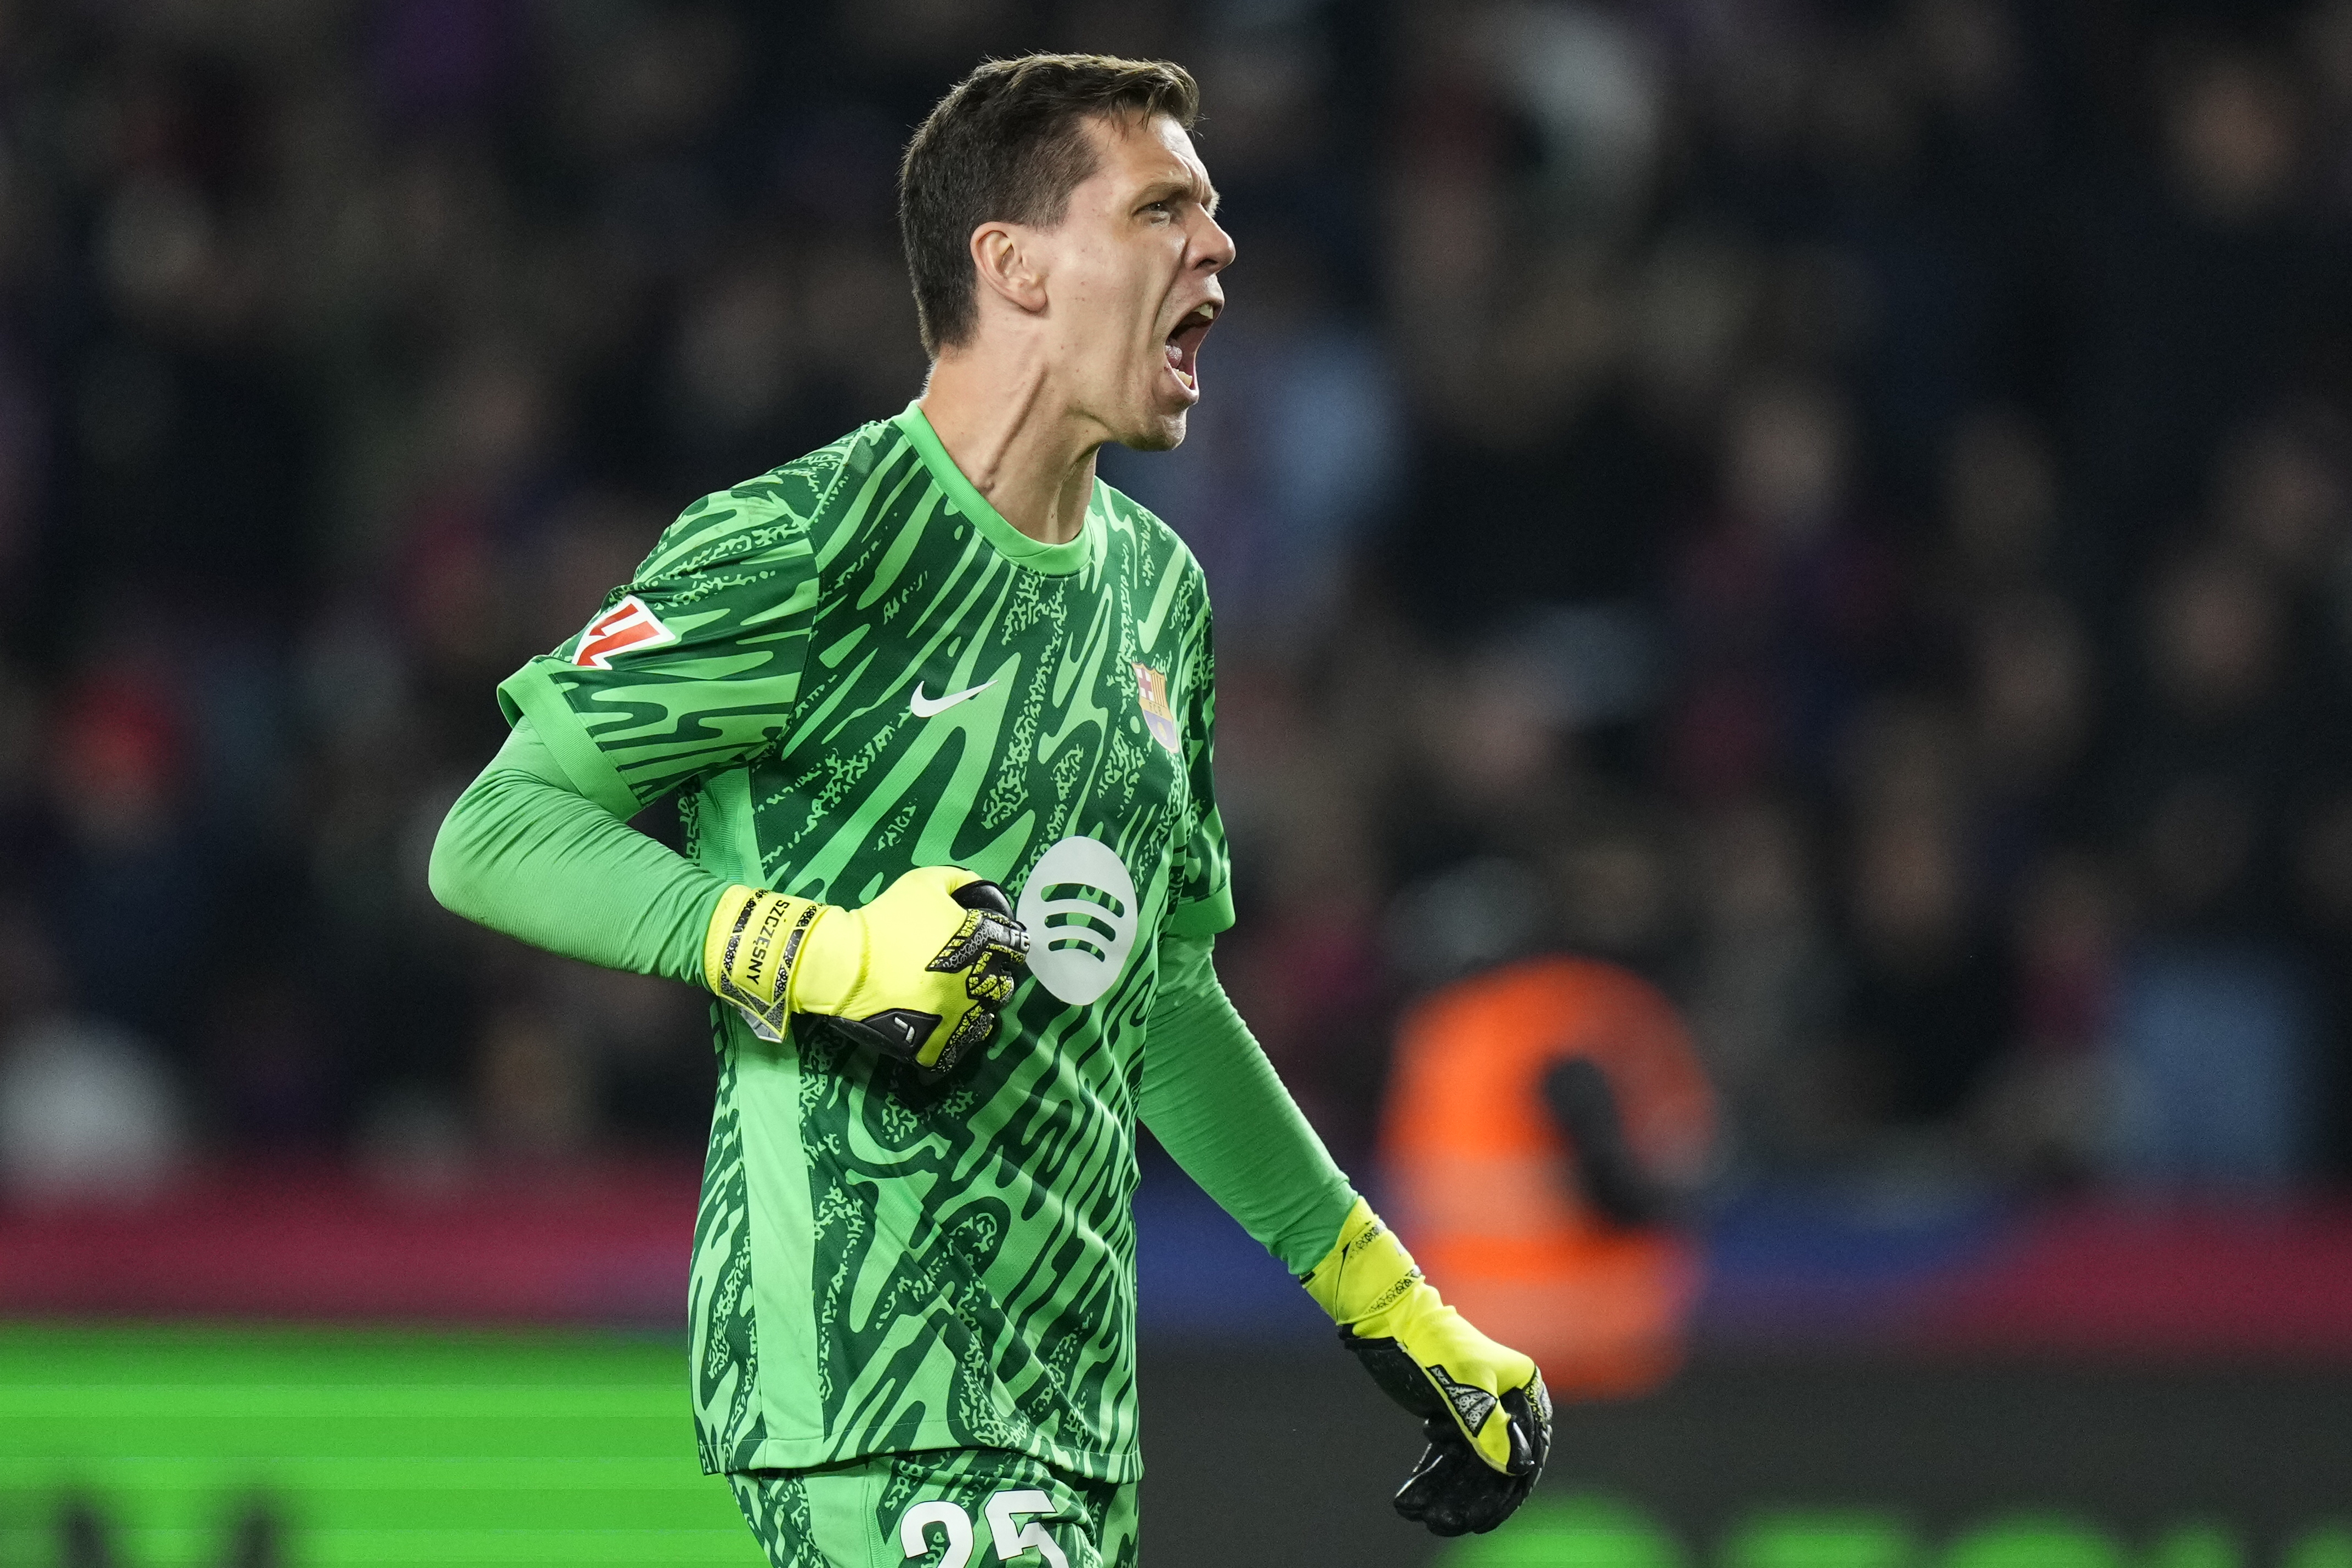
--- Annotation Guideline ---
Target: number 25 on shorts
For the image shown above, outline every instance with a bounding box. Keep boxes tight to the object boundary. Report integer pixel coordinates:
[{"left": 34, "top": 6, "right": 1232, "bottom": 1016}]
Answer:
[{"left": 899, "top": 1489, "right": 1069, "bottom": 1567}]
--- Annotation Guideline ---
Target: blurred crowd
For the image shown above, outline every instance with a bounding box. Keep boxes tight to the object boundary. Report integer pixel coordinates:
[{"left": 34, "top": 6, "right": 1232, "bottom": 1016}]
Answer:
[{"left": 3, "top": 0, "right": 2352, "bottom": 1206}]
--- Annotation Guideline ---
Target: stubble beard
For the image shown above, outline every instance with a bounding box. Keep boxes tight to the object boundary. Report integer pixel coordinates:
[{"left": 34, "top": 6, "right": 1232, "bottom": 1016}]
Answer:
[{"left": 1121, "top": 411, "right": 1188, "bottom": 452}]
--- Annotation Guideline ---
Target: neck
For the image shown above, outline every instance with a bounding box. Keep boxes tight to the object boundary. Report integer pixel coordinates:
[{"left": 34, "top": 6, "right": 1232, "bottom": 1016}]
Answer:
[{"left": 918, "top": 344, "right": 1103, "bottom": 546}]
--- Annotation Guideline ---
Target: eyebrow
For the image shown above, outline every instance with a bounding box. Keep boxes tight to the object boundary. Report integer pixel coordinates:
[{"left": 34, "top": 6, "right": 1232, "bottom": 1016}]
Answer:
[{"left": 1141, "top": 172, "right": 1220, "bottom": 216}]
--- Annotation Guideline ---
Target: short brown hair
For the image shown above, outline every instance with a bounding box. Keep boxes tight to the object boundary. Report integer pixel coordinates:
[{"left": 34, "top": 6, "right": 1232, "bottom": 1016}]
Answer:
[{"left": 899, "top": 54, "right": 1200, "bottom": 356}]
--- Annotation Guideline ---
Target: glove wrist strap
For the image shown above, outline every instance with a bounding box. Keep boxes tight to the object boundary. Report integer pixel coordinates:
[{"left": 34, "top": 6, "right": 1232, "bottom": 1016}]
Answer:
[
  {"left": 704, "top": 885, "right": 828, "bottom": 1043},
  {"left": 1301, "top": 1197, "right": 1424, "bottom": 1331}
]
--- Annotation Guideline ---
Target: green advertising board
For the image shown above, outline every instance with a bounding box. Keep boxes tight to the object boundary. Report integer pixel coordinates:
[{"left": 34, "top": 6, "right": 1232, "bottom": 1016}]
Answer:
[
  {"left": 8, "top": 1329, "right": 2352, "bottom": 1567},
  {"left": 1433, "top": 1496, "right": 2352, "bottom": 1568},
  {"left": 0, "top": 1326, "right": 755, "bottom": 1566}
]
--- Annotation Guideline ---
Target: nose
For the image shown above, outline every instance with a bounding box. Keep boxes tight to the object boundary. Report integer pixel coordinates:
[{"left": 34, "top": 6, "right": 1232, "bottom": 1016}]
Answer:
[{"left": 1195, "top": 212, "right": 1235, "bottom": 274}]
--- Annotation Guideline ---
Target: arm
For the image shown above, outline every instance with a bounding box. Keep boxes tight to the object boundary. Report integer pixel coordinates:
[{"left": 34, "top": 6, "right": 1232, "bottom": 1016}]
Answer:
[
  {"left": 430, "top": 714, "right": 1028, "bottom": 1071},
  {"left": 1137, "top": 932, "right": 1356, "bottom": 1272},
  {"left": 427, "top": 717, "right": 726, "bottom": 983},
  {"left": 1138, "top": 935, "right": 1550, "bottom": 1538},
  {"left": 432, "top": 469, "right": 1028, "bottom": 1067},
  {"left": 1144, "top": 571, "right": 1545, "bottom": 1533}
]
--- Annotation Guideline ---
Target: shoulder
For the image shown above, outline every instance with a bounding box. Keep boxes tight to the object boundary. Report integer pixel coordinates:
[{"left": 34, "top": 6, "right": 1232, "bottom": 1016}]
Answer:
[
  {"left": 633, "top": 424, "right": 890, "bottom": 585},
  {"left": 1094, "top": 480, "right": 1197, "bottom": 571},
  {"left": 1095, "top": 479, "right": 1210, "bottom": 603}
]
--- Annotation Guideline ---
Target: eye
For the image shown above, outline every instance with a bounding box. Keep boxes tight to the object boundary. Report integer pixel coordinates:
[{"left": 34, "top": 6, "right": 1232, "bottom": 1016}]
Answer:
[{"left": 1142, "top": 200, "right": 1174, "bottom": 220}]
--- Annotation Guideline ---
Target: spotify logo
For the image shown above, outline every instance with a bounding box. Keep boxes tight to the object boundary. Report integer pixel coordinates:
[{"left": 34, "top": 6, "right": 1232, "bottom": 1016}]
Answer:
[{"left": 1016, "top": 836, "right": 1139, "bottom": 1006}]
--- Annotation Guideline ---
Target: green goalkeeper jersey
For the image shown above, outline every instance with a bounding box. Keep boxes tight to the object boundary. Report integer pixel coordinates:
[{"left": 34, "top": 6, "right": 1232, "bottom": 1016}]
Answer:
[{"left": 496, "top": 403, "right": 1232, "bottom": 1484}]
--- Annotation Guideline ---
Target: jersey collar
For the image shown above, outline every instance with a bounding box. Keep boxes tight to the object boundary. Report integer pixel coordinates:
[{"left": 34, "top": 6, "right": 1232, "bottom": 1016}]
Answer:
[{"left": 892, "top": 400, "right": 1103, "bottom": 577}]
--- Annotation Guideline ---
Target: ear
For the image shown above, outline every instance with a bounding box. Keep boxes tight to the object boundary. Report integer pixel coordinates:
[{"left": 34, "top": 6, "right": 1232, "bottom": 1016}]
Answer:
[{"left": 970, "top": 220, "right": 1050, "bottom": 318}]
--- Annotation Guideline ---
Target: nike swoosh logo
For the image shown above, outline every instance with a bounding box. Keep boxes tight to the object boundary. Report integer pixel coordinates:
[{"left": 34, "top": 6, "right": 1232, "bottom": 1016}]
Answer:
[{"left": 909, "top": 679, "right": 997, "bottom": 718}]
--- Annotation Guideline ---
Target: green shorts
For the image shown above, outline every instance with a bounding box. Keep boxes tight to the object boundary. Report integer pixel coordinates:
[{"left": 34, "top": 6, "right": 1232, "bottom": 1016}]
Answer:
[{"left": 726, "top": 1448, "right": 1140, "bottom": 1568}]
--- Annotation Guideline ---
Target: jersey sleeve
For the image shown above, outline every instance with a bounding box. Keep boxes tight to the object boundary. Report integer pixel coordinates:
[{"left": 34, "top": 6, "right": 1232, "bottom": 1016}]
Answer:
[
  {"left": 1165, "top": 583, "right": 1235, "bottom": 938},
  {"left": 428, "top": 715, "right": 728, "bottom": 984},
  {"left": 1139, "top": 932, "right": 1356, "bottom": 1272},
  {"left": 495, "top": 471, "right": 823, "bottom": 819}
]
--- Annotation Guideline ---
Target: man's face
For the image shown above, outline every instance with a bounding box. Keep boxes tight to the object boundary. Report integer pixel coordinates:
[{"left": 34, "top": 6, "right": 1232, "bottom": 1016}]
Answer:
[{"left": 1033, "top": 112, "right": 1233, "bottom": 451}]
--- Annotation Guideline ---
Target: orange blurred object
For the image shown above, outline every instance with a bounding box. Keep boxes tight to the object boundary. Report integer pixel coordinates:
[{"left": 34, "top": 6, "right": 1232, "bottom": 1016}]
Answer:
[{"left": 1383, "top": 956, "right": 1718, "bottom": 1397}]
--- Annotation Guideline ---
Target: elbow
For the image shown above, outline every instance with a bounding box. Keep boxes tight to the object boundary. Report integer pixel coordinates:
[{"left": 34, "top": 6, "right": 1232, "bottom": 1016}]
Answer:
[{"left": 426, "top": 797, "right": 480, "bottom": 921}]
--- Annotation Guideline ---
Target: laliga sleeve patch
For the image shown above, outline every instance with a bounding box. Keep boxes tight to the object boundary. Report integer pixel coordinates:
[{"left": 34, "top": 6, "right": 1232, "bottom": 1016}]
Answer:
[{"left": 572, "top": 594, "right": 679, "bottom": 669}]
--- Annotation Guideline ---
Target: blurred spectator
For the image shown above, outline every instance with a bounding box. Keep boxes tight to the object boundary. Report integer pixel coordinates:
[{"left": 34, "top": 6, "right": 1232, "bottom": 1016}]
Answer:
[
  {"left": 202, "top": 975, "right": 338, "bottom": 1152},
  {"left": 1840, "top": 702, "right": 2008, "bottom": 1130},
  {"left": 2068, "top": 42, "right": 2350, "bottom": 590},
  {"left": 0, "top": 1012, "right": 185, "bottom": 1203},
  {"left": 45, "top": 661, "right": 206, "bottom": 1049},
  {"left": 1384, "top": 954, "right": 1715, "bottom": 1397},
  {"left": 1682, "top": 798, "right": 1837, "bottom": 1174},
  {"left": 2111, "top": 944, "right": 2311, "bottom": 1185},
  {"left": 1976, "top": 852, "right": 2122, "bottom": 1185},
  {"left": 475, "top": 1000, "right": 594, "bottom": 1160},
  {"left": 2115, "top": 548, "right": 2293, "bottom": 939},
  {"left": 2100, "top": 545, "right": 2315, "bottom": 1184},
  {"left": 0, "top": 0, "right": 2348, "bottom": 1212},
  {"left": 1670, "top": 377, "right": 1902, "bottom": 801}
]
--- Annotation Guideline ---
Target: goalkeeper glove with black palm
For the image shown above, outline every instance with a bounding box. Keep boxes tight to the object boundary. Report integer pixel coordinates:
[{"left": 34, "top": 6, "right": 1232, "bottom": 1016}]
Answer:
[
  {"left": 1303, "top": 1198, "right": 1552, "bottom": 1537},
  {"left": 702, "top": 865, "right": 1030, "bottom": 1074}
]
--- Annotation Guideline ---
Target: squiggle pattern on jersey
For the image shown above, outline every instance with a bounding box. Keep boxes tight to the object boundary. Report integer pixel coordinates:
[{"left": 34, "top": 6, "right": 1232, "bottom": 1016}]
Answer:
[{"left": 518, "top": 416, "right": 1227, "bottom": 1485}]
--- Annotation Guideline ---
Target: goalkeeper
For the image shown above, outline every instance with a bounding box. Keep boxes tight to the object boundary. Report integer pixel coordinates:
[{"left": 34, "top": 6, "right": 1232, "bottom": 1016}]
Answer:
[{"left": 429, "top": 53, "right": 1548, "bottom": 1567}]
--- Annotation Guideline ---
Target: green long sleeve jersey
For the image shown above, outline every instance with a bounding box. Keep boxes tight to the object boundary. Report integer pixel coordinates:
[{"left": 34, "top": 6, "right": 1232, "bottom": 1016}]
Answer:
[{"left": 430, "top": 403, "right": 1355, "bottom": 1484}]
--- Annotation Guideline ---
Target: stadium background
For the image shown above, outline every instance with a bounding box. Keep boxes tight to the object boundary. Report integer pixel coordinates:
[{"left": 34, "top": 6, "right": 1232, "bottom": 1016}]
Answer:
[{"left": 4, "top": 0, "right": 2352, "bottom": 1563}]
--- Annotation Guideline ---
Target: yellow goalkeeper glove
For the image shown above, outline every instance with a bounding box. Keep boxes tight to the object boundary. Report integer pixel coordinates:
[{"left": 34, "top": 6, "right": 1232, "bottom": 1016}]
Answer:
[
  {"left": 1302, "top": 1198, "right": 1552, "bottom": 1537},
  {"left": 702, "top": 865, "right": 1030, "bottom": 1074}
]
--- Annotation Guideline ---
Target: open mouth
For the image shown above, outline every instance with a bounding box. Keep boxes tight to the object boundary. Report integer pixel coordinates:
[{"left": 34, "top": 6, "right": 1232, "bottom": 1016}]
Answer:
[{"left": 1163, "top": 302, "right": 1217, "bottom": 397}]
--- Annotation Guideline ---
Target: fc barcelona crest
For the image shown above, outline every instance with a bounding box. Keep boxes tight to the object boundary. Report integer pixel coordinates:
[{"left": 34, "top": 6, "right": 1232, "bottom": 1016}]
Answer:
[{"left": 1132, "top": 663, "right": 1181, "bottom": 753}]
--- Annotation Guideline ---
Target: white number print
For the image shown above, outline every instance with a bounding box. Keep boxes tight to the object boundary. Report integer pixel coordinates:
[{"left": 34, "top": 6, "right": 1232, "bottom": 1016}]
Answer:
[
  {"left": 985, "top": 1489, "right": 1070, "bottom": 1568},
  {"left": 899, "top": 1499, "right": 974, "bottom": 1567},
  {"left": 1015, "top": 836, "right": 1141, "bottom": 1006},
  {"left": 897, "top": 1490, "right": 1070, "bottom": 1567}
]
